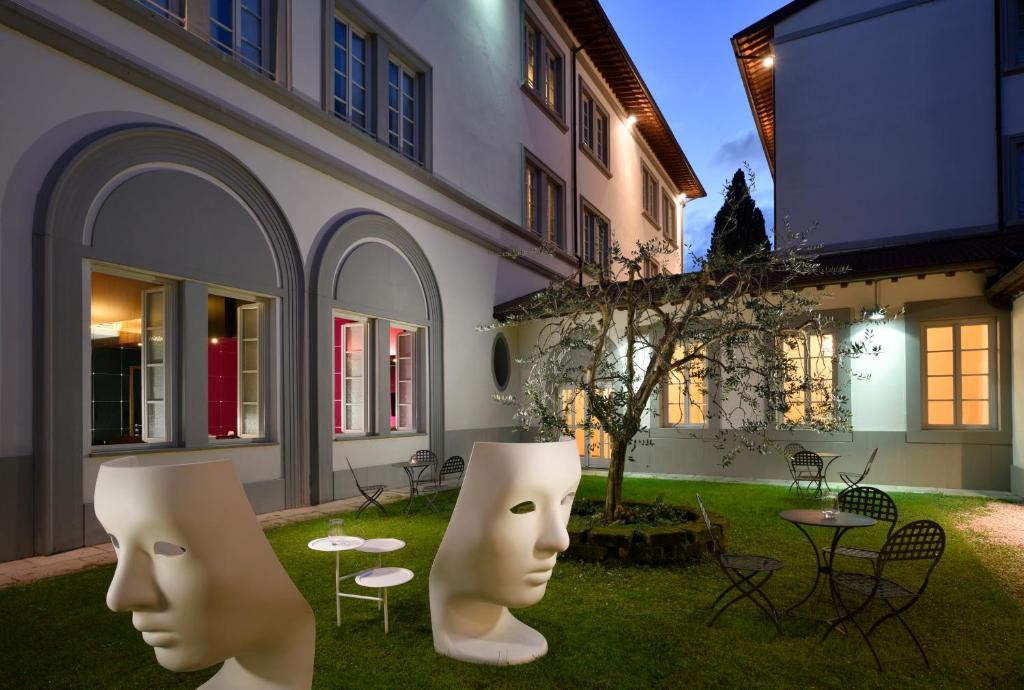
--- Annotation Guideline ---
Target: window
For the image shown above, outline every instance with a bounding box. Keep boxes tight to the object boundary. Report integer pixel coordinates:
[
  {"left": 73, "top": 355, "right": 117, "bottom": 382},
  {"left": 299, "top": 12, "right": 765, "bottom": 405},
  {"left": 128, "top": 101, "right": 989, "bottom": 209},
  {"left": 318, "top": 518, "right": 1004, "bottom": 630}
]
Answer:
[
  {"left": 561, "top": 388, "right": 609, "bottom": 463},
  {"left": 582, "top": 203, "right": 610, "bottom": 271},
  {"left": 642, "top": 165, "right": 659, "bottom": 221},
  {"left": 390, "top": 324, "right": 418, "bottom": 431},
  {"left": 661, "top": 191, "right": 676, "bottom": 243},
  {"left": 662, "top": 343, "right": 706, "bottom": 427},
  {"left": 643, "top": 258, "right": 661, "bottom": 279},
  {"left": 334, "top": 314, "right": 367, "bottom": 435},
  {"left": 523, "top": 151, "right": 567, "bottom": 250},
  {"left": 388, "top": 60, "right": 421, "bottom": 161},
  {"left": 331, "top": 17, "right": 370, "bottom": 130},
  {"left": 1003, "top": 0, "right": 1024, "bottom": 68},
  {"left": 210, "top": 0, "right": 273, "bottom": 75},
  {"left": 208, "top": 293, "right": 265, "bottom": 440},
  {"left": 782, "top": 332, "right": 835, "bottom": 425},
  {"left": 923, "top": 319, "right": 996, "bottom": 428},
  {"left": 136, "top": 0, "right": 184, "bottom": 23},
  {"left": 90, "top": 270, "right": 170, "bottom": 447},
  {"left": 492, "top": 333, "right": 511, "bottom": 391},
  {"left": 523, "top": 16, "right": 563, "bottom": 118},
  {"left": 580, "top": 87, "right": 609, "bottom": 167}
]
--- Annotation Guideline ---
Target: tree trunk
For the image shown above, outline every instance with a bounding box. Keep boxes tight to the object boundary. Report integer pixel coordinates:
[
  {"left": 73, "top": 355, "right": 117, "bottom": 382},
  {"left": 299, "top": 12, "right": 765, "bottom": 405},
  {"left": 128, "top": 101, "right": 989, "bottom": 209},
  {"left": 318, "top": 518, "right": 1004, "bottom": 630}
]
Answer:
[{"left": 604, "top": 437, "right": 629, "bottom": 522}]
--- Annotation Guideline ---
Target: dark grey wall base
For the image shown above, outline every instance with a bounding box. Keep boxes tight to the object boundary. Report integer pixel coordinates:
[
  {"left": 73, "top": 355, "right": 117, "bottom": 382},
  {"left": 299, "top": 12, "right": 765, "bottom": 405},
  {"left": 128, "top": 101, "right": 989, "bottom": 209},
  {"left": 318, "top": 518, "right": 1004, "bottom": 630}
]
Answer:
[
  {"left": 632, "top": 430, "right": 1012, "bottom": 492},
  {"left": 1012, "top": 464, "right": 1024, "bottom": 497},
  {"left": 0, "top": 456, "right": 34, "bottom": 562}
]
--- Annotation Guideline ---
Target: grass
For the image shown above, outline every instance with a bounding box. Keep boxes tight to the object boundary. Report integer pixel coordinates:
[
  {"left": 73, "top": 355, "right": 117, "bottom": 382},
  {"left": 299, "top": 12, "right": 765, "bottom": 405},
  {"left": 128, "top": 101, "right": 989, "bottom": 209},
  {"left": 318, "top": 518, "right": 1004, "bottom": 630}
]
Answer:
[{"left": 1, "top": 476, "right": 1022, "bottom": 689}]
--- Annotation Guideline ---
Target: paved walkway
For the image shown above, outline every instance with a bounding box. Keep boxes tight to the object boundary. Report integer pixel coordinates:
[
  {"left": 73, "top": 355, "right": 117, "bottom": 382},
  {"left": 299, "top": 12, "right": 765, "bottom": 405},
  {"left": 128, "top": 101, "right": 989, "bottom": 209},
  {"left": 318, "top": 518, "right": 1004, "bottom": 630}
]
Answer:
[{"left": 0, "top": 489, "right": 410, "bottom": 591}]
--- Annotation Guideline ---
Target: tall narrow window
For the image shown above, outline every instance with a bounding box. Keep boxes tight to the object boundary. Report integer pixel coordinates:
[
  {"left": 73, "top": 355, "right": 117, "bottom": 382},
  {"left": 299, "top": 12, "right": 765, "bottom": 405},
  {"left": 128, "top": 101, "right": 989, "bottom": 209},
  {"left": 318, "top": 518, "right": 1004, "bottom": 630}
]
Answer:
[
  {"left": 561, "top": 387, "right": 609, "bottom": 462},
  {"left": 334, "top": 314, "right": 366, "bottom": 435},
  {"left": 661, "top": 191, "right": 676, "bottom": 242},
  {"left": 545, "top": 177, "right": 563, "bottom": 246},
  {"left": 642, "top": 166, "right": 659, "bottom": 221},
  {"left": 332, "top": 17, "right": 369, "bottom": 130},
  {"left": 782, "top": 332, "right": 835, "bottom": 425},
  {"left": 525, "top": 160, "right": 540, "bottom": 235},
  {"left": 583, "top": 205, "right": 610, "bottom": 271},
  {"left": 388, "top": 60, "right": 419, "bottom": 161},
  {"left": 522, "top": 16, "right": 564, "bottom": 118},
  {"left": 390, "top": 325, "right": 417, "bottom": 431},
  {"left": 662, "top": 343, "right": 706, "bottom": 427},
  {"left": 208, "top": 293, "right": 263, "bottom": 440},
  {"left": 210, "top": 0, "right": 269, "bottom": 74},
  {"left": 923, "top": 320, "right": 996, "bottom": 428},
  {"left": 580, "top": 87, "right": 609, "bottom": 167},
  {"left": 90, "top": 271, "right": 168, "bottom": 446}
]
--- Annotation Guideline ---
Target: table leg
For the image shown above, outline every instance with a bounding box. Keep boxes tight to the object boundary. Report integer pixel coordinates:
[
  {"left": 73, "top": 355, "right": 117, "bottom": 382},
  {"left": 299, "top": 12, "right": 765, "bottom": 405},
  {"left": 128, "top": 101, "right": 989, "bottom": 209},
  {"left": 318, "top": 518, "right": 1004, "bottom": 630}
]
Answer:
[
  {"left": 335, "top": 551, "right": 341, "bottom": 627},
  {"left": 822, "top": 456, "right": 840, "bottom": 493},
  {"left": 825, "top": 527, "right": 850, "bottom": 632},
  {"left": 383, "top": 588, "right": 390, "bottom": 634},
  {"left": 785, "top": 522, "right": 823, "bottom": 617},
  {"left": 404, "top": 468, "right": 417, "bottom": 515},
  {"left": 377, "top": 554, "right": 382, "bottom": 610}
]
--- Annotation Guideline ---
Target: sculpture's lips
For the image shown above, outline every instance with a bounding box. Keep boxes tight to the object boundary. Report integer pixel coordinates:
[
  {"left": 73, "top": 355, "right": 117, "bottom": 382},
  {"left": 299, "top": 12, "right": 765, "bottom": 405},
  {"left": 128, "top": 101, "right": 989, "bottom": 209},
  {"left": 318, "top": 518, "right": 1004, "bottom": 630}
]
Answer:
[
  {"left": 139, "top": 630, "right": 178, "bottom": 647},
  {"left": 524, "top": 568, "right": 553, "bottom": 585}
]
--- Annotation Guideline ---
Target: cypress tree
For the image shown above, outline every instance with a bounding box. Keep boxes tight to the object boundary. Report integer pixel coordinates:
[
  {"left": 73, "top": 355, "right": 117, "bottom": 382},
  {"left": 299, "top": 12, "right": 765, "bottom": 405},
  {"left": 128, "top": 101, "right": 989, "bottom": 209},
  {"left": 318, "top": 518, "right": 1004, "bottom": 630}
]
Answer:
[{"left": 707, "top": 169, "right": 770, "bottom": 258}]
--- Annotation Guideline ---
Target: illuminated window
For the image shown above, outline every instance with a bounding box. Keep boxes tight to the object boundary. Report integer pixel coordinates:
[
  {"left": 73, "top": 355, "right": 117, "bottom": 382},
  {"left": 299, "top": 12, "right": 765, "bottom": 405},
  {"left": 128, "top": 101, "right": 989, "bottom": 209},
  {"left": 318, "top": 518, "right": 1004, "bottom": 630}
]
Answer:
[
  {"left": 390, "top": 324, "right": 418, "bottom": 431},
  {"left": 524, "top": 152, "right": 566, "bottom": 249},
  {"left": 782, "top": 332, "right": 835, "bottom": 425},
  {"left": 333, "top": 314, "right": 366, "bottom": 435},
  {"left": 582, "top": 203, "right": 610, "bottom": 271},
  {"left": 208, "top": 293, "right": 264, "bottom": 440},
  {"left": 561, "top": 388, "right": 609, "bottom": 462},
  {"left": 522, "top": 16, "right": 563, "bottom": 117},
  {"left": 661, "top": 343, "right": 706, "bottom": 427},
  {"left": 923, "top": 319, "right": 996, "bottom": 428},
  {"left": 90, "top": 270, "right": 169, "bottom": 447}
]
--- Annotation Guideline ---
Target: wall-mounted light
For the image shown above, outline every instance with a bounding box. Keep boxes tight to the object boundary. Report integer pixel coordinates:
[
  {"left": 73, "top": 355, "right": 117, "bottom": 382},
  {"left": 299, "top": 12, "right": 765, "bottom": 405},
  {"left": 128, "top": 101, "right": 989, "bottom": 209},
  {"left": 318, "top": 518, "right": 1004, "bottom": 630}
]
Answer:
[
  {"left": 210, "top": 337, "right": 219, "bottom": 344},
  {"left": 625, "top": 114, "right": 637, "bottom": 127},
  {"left": 761, "top": 55, "right": 775, "bottom": 69},
  {"left": 736, "top": 53, "right": 775, "bottom": 69},
  {"left": 677, "top": 193, "right": 688, "bottom": 205}
]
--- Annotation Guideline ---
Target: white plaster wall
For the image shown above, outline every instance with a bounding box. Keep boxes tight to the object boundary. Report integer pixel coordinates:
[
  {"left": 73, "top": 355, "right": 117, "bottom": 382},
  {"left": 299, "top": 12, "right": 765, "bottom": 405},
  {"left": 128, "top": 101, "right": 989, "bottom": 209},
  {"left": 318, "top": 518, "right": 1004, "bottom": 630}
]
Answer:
[
  {"left": 0, "top": 25, "right": 528, "bottom": 486},
  {"left": 774, "top": 0, "right": 997, "bottom": 249}
]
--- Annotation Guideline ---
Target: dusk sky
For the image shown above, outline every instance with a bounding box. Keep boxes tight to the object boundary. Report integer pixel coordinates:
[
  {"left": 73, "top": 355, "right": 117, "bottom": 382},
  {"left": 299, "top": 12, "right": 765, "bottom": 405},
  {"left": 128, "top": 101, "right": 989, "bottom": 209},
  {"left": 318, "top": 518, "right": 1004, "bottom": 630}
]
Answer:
[{"left": 602, "top": 0, "right": 783, "bottom": 269}]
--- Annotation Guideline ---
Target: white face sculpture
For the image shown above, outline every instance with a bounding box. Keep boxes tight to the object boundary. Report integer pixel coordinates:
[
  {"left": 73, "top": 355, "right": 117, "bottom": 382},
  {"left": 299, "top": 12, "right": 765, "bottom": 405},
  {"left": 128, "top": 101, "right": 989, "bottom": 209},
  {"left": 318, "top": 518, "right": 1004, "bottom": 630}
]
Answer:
[
  {"left": 94, "top": 457, "right": 301, "bottom": 674},
  {"left": 440, "top": 441, "right": 581, "bottom": 610}
]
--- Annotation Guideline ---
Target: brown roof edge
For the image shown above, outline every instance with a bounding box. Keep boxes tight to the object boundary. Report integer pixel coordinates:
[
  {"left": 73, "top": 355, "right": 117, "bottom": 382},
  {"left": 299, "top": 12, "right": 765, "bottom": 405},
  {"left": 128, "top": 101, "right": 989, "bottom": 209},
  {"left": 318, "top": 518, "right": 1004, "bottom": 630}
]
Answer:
[{"left": 553, "top": 0, "right": 705, "bottom": 198}]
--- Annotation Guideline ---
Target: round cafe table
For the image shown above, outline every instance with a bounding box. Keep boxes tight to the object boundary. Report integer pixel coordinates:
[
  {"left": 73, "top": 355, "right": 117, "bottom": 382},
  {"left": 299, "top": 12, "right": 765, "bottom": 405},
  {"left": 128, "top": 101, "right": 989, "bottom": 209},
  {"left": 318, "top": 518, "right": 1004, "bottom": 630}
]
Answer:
[
  {"left": 778, "top": 509, "right": 875, "bottom": 620},
  {"left": 308, "top": 536, "right": 365, "bottom": 626}
]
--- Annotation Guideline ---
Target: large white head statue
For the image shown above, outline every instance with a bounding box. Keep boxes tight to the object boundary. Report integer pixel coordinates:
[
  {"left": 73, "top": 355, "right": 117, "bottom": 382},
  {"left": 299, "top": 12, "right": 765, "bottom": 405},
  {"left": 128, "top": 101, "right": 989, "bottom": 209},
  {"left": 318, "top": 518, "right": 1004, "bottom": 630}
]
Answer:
[
  {"left": 429, "top": 441, "right": 581, "bottom": 665},
  {"left": 94, "top": 456, "right": 315, "bottom": 690}
]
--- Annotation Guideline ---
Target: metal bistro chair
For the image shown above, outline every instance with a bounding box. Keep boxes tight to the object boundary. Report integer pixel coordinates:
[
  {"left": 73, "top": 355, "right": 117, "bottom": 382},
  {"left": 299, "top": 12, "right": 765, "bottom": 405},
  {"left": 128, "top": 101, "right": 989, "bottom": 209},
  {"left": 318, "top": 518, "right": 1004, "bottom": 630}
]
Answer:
[
  {"left": 783, "top": 442, "right": 805, "bottom": 459},
  {"left": 839, "top": 448, "right": 879, "bottom": 490},
  {"left": 344, "top": 457, "right": 389, "bottom": 518},
  {"left": 409, "top": 449, "right": 437, "bottom": 490},
  {"left": 418, "top": 455, "right": 466, "bottom": 514},
  {"left": 823, "top": 486, "right": 898, "bottom": 564},
  {"left": 823, "top": 520, "right": 946, "bottom": 671},
  {"left": 788, "top": 450, "right": 825, "bottom": 497},
  {"left": 696, "top": 494, "right": 783, "bottom": 632}
]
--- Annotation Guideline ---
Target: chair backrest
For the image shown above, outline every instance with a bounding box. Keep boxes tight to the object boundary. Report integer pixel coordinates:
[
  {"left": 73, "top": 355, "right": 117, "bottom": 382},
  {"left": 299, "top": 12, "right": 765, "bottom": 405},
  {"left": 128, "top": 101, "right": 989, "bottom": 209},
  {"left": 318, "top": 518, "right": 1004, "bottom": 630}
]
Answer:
[
  {"left": 439, "top": 455, "right": 465, "bottom": 483},
  {"left": 344, "top": 456, "right": 365, "bottom": 492},
  {"left": 791, "top": 450, "right": 822, "bottom": 472},
  {"left": 783, "top": 442, "right": 805, "bottom": 459},
  {"left": 877, "top": 520, "right": 946, "bottom": 590},
  {"left": 412, "top": 449, "right": 437, "bottom": 466},
  {"left": 695, "top": 493, "right": 724, "bottom": 554},
  {"left": 837, "top": 486, "right": 898, "bottom": 536},
  {"left": 859, "top": 448, "right": 878, "bottom": 480}
]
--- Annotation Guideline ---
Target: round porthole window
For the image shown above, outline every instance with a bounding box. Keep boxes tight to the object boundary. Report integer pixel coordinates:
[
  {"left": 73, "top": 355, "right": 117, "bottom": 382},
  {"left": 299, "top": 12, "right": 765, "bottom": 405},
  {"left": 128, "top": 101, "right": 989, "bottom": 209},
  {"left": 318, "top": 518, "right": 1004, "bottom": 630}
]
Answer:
[{"left": 492, "top": 333, "right": 511, "bottom": 391}]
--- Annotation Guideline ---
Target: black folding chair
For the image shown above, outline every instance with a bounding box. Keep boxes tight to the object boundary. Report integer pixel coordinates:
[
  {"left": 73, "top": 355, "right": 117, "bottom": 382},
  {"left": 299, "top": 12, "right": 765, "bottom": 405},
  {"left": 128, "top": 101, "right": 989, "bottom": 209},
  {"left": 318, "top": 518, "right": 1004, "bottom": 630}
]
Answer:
[
  {"left": 783, "top": 442, "right": 805, "bottom": 459},
  {"left": 840, "top": 448, "right": 879, "bottom": 490},
  {"left": 344, "top": 457, "right": 389, "bottom": 518},
  {"left": 410, "top": 449, "right": 437, "bottom": 490},
  {"left": 823, "top": 486, "right": 898, "bottom": 564},
  {"left": 696, "top": 493, "right": 783, "bottom": 632},
  {"left": 823, "top": 520, "right": 946, "bottom": 671},
  {"left": 418, "top": 455, "right": 466, "bottom": 514},
  {"left": 788, "top": 450, "right": 825, "bottom": 497}
]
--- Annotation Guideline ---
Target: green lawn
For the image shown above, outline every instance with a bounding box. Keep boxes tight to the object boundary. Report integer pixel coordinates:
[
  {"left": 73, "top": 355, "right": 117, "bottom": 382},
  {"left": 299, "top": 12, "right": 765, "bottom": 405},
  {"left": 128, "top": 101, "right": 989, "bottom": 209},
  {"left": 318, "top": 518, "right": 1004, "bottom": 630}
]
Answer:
[{"left": 1, "top": 476, "right": 1022, "bottom": 689}]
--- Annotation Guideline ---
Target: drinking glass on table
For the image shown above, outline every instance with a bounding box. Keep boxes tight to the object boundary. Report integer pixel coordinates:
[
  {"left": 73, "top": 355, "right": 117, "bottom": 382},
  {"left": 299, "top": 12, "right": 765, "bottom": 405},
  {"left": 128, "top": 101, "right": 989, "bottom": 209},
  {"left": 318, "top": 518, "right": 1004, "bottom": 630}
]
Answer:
[
  {"left": 328, "top": 518, "right": 345, "bottom": 545},
  {"left": 821, "top": 492, "right": 838, "bottom": 519}
]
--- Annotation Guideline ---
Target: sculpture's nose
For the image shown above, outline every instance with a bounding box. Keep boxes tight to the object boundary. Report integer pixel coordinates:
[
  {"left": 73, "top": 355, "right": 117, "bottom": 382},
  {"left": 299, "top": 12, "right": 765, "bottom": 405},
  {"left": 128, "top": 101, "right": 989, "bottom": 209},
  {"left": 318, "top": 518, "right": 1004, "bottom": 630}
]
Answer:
[
  {"left": 106, "top": 545, "right": 161, "bottom": 612},
  {"left": 536, "top": 506, "right": 570, "bottom": 555}
]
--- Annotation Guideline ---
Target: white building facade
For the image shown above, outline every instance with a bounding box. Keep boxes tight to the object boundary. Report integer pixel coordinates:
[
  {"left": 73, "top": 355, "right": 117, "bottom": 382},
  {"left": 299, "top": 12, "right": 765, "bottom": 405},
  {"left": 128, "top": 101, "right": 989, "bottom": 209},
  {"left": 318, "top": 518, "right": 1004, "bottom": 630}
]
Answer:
[
  {"left": 723, "top": 0, "right": 1024, "bottom": 497},
  {"left": 0, "top": 0, "right": 703, "bottom": 562}
]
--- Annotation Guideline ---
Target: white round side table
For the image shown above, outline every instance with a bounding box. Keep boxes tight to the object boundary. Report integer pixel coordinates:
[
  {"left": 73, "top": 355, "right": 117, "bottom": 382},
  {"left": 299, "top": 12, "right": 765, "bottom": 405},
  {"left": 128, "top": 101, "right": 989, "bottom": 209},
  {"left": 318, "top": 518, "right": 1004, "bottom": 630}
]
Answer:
[
  {"left": 307, "top": 536, "right": 365, "bottom": 627},
  {"left": 354, "top": 567, "right": 414, "bottom": 634}
]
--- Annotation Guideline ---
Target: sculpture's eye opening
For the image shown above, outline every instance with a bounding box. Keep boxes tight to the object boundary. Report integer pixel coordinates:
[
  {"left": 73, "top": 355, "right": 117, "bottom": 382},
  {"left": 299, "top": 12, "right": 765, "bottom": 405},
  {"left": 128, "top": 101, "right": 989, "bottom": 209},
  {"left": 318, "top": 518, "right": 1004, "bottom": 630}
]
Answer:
[
  {"left": 153, "top": 541, "right": 187, "bottom": 557},
  {"left": 509, "top": 501, "right": 536, "bottom": 514},
  {"left": 561, "top": 492, "right": 576, "bottom": 506},
  {"left": 108, "top": 534, "right": 120, "bottom": 549}
]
